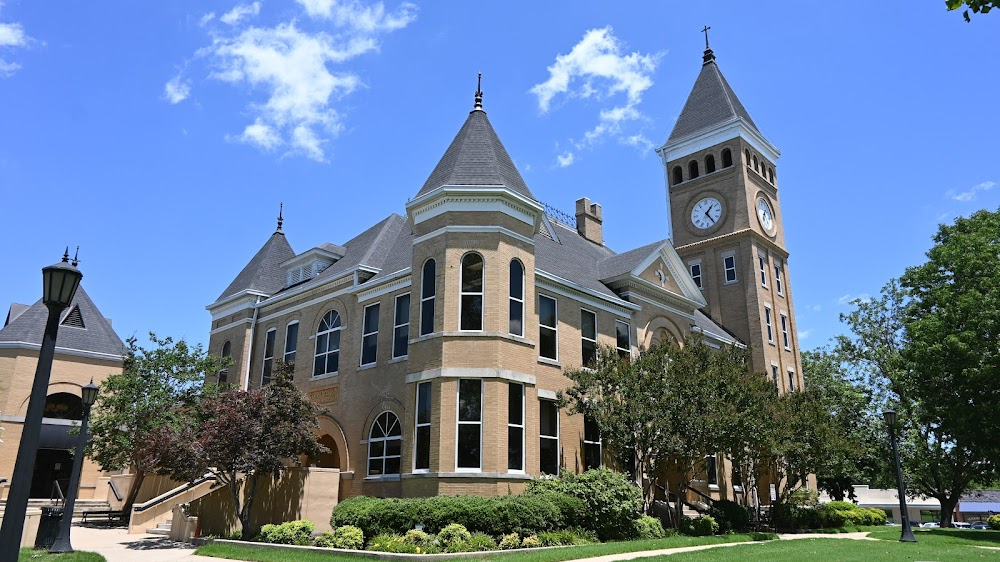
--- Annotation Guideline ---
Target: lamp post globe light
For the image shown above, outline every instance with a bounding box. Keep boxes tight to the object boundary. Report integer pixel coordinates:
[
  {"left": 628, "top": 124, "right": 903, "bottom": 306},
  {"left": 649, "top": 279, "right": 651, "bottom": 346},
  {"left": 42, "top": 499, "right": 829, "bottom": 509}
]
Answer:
[
  {"left": 0, "top": 250, "right": 82, "bottom": 558},
  {"left": 49, "top": 379, "right": 100, "bottom": 553},
  {"left": 883, "top": 409, "right": 917, "bottom": 543}
]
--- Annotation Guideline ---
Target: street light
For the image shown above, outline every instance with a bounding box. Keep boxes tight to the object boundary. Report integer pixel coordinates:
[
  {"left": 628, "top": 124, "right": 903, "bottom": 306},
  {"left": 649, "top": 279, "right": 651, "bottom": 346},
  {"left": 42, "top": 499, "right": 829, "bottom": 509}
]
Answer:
[
  {"left": 883, "top": 409, "right": 917, "bottom": 543},
  {"left": 49, "top": 379, "right": 99, "bottom": 553},
  {"left": 0, "top": 249, "right": 82, "bottom": 559}
]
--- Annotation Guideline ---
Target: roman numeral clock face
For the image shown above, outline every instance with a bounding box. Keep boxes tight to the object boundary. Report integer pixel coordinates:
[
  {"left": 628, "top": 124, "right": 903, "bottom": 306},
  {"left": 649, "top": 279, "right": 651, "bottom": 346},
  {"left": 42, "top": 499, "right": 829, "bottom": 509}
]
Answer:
[{"left": 690, "top": 197, "right": 722, "bottom": 229}]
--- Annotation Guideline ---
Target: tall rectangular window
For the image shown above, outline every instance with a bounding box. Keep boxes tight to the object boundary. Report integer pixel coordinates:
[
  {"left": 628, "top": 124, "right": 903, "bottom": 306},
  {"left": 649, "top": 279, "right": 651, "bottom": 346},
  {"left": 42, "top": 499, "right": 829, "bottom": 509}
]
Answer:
[
  {"left": 460, "top": 253, "right": 484, "bottom": 331},
  {"left": 616, "top": 320, "right": 631, "bottom": 359},
  {"left": 420, "top": 259, "right": 436, "bottom": 336},
  {"left": 508, "top": 383, "right": 524, "bottom": 471},
  {"left": 764, "top": 305, "right": 774, "bottom": 344},
  {"left": 361, "top": 303, "right": 380, "bottom": 366},
  {"left": 706, "top": 454, "right": 718, "bottom": 486},
  {"left": 758, "top": 252, "right": 768, "bottom": 287},
  {"left": 780, "top": 313, "right": 790, "bottom": 350},
  {"left": 393, "top": 294, "right": 410, "bottom": 359},
  {"left": 261, "top": 328, "right": 276, "bottom": 385},
  {"left": 689, "top": 261, "right": 702, "bottom": 289},
  {"left": 414, "top": 382, "right": 431, "bottom": 471},
  {"left": 788, "top": 369, "right": 797, "bottom": 392},
  {"left": 539, "top": 295, "right": 558, "bottom": 360},
  {"left": 284, "top": 321, "right": 298, "bottom": 364},
  {"left": 723, "top": 252, "right": 737, "bottom": 283},
  {"left": 774, "top": 261, "right": 784, "bottom": 295},
  {"left": 771, "top": 364, "right": 780, "bottom": 391},
  {"left": 539, "top": 400, "right": 559, "bottom": 475},
  {"left": 583, "top": 414, "right": 602, "bottom": 470},
  {"left": 457, "top": 379, "right": 482, "bottom": 470},
  {"left": 581, "top": 309, "right": 597, "bottom": 367},
  {"left": 509, "top": 260, "right": 524, "bottom": 337}
]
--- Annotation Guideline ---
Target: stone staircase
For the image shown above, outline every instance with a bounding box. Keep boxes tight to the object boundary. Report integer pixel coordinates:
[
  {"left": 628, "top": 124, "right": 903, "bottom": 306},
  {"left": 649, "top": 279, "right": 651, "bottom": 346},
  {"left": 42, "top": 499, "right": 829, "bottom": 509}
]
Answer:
[{"left": 147, "top": 520, "right": 172, "bottom": 536}]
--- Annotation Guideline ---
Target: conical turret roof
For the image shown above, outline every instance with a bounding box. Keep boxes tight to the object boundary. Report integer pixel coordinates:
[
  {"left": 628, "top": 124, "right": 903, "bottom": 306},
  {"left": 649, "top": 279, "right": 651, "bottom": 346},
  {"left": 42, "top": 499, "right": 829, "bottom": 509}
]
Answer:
[
  {"left": 667, "top": 50, "right": 760, "bottom": 144},
  {"left": 215, "top": 230, "right": 295, "bottom": 302},
  {"left": 0, "top": 286, "right": 125, "bottom": 357}
]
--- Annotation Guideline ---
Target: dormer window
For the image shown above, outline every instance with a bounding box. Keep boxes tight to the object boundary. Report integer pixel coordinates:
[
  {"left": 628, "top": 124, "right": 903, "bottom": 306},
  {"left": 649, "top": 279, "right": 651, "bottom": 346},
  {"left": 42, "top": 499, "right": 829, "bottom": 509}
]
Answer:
[{"left": 286, "top": 259, "right": 333, "bottom": 286}]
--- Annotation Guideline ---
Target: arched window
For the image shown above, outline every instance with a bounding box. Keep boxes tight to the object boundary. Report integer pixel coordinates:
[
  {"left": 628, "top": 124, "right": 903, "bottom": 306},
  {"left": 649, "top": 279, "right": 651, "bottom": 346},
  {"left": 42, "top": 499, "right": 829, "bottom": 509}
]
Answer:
[
  {"left": 722, "top": 148, "right": 733, "bottom": 168},
  {"left": 752, "top": 155, "right": 759, "bottom": 172},
  {"left": 745, "top": 149, "right": 751, "bottom": 166},
  {"left": 219, "top": 341, "right": 231, "bottom": 384},
  {"left": 460, "top": 253, "right": 484, "bottom": 331},
  {"left": 705, "top": 154, "right": 716, "bottom": 174},
  {"left": 768, "top": 167, "right": 775, "bottom": 183},
  {"left": 314, "top": 310, "right": 342, "bottom": 377},
  {"left": 688, "top": 160, "right": 699, "bottom": 179},
  {"left": 368, "top": 411, "right": 401, "bottom": 476},
  {"left": 672, "top": 166, "right": 683, "bottom": 185},
  {"left": 509, "top": 259, "right": 524, "bottom": 336},
  {"left": 420, "top": 259, "right": 436, "bottom": 336},
  {"left": 43, "top": 393, "right": 83, "bottom": 421}
]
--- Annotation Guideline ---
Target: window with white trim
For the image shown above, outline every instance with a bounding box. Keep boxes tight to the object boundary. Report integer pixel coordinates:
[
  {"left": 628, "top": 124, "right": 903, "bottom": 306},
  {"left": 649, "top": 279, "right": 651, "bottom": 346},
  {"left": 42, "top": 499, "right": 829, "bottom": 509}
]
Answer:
[
  {"left": 361, "top": 303, "right": 380, "bottom": 366},
  {"left": 284, "top": 321, "right": 299, "bottom": 364},
  {"left": 508, "top": 382, "right": 524, "bottom": 471},
  {"left": 539, "top": 399, "right": 560, "bottom": 475},
  {"left": 764, "top": 305, "right": 774, "bottom": 344},
  {"left": 723, "top": 252, "right": 737, "bottom": 284},
  {"left": 539, "top": 295, "right": 558, "bottom": 360},
  {"left": 758, "top": 252, "right": 768, "bottom": 287},
  {"left": 774, "top": 261, "right": 784, "bottom": 295},
  {"left": 457, "top": 379, "right": 482, "bottom": 470},
  {"left": 583, "top": 414, "right": 602, "bottom": 470},
  {"left": 780, "top": 312, "right": 790, "bottom": 350},
  {"left": 219, "top": 341, "right": 231, "bottom": 384},
  {"left": 314, "top": 310, "right": 342, "bottom": 377},
  {"left": 509, "top": 259, "right": 524, "bottom": 336},
  {"left": 788, "top": 369, "right": 797, "bottom": 392},
  {"left": 581, "top": 309, "right": 597, "bottom": 367},
  {"left": 706, "top": 454, "right": 718, "bottom": 486},
  {"left": 367, "top": 411, "right": 401, "bottom": 476},
  {"left": 460, "top": 253, "right": 484, "bottom": 331},
  {"left": 616, "top": 320, "right": 631, "bottom": 359},
  {"left": 771, "top": 364, "right": 780, "bottom": 391},
  {"left": 414, "top": 382, "right": 431, "bottom": 471},
  {"left": 261, "top": 328, "right": 276, "bottom": 385},
  {"left": 689, "top": 260, "right": 703, "bottom": 289},
  {"left": 420, "top": 259, "right": 436, "bottom": 336},
  {"left": 393, "top": 294, "right": 410, "bottom": 359}
]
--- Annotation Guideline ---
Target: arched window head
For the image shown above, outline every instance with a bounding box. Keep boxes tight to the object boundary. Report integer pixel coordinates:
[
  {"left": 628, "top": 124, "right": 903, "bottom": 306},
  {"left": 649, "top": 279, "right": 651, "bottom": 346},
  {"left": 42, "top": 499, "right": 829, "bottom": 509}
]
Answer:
[
  {"left": 420, "top": 259, "right": 436, "bottom": 336},
  {"left": 745, "top": 149, "right": 751, "bottom": 166},
  {"left": 219, "top": 341, "right": 231, "bottom": 384},
  {"left": 44, "top": 392, "right": 83, "bottom": 421},
  {"left": 722, "top": 148, "right": 733, "bottom": 168},
  {"left": 705, "top": 154, "right": 716, "bottom": 174},
  {"left": 752, "top": 155, "right": 759, "bottom": 172},
  {"left": 672, "top": 166, "right": 683, "bottom": 185},
  {"left": 314, "top": 310, "right": 342, "bottom": 377},
  {"left": 688, "top": 160, "right": 699, "bottom": 179},
  {"left": 368, "top": 411, "right": 401, "bottom": 476},
  {"left": 460, "top": 253, "right": 484, "bottom": 331},
  {"left": 768, "top": 167, "right": 775, "bottom": 183},
  {"left": 509, "top": 259, "right": 524, "bottom": 336}
]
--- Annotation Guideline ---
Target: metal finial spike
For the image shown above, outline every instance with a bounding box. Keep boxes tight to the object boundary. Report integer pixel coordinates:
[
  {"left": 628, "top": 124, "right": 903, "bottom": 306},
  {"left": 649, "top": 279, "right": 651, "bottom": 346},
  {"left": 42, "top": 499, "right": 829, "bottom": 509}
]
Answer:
[
  {"left": 701, "top": 25, "right": 716, "bottom": 65},
  {"left": 276, "top": 202, "right": 284, "bottom": 233},
  {"left": 473, "top": 72, "right": 483, "bottom": 111},
  {"left": 72, "top": 246, "right": 80, "bottom": 267},
  {"left": 62, "top": 247, "right": 70, "bottom": 263}
]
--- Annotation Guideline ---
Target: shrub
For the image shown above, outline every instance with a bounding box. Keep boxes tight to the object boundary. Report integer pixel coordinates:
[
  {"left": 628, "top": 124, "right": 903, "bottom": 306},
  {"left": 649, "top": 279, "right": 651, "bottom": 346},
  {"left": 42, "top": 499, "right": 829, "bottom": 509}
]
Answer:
[
  {"left": 313, "top": 525, "right": 364, "bottom": 549},
  {"left": 367, "top": 533, "right": 437, "bottom": 553},
  {"left": 257, "top": 520, "right": 315, "bottom": 545},
  {"left": 402, "top": 529, "right": 434, "bottom": 548},
  {"left": 466, "top": 532, "right": 498, "bottom": 551},
  {"left": 332, "top": 497, "right": 420, "bottom": 536},
  {"left": 526, "top": 468, "right": 642, "bottom": 540},
  {"left": 536, "top": 529, "right": 597, "bottom": 546},
  {"left": 438, "top": 523, "right": 472, "bottom": 548},
  {"left": 864, "top": 508, "right": 888, "bottom": 526},
  {"left": 490, "top": 493, "right": 564, "bottom": 536},
  {"left": 499, "top": 532, "right": 521, "bottom": 550},
  {"left": 680, "top": 515, "right": 718, "bottom": 536},
  {"left": 708, "top": 500, "right": 751, "bottom": 533},
  {"left": 788, "top": 488, "right": 819, "bottom": 507},
  {"left": 825, "top": 501, "right": 858, "bottom": 511},
  {"left": 633, "top": 515, "right": 665, "bottom": 539},
  {"left": 521, "top": 534, "right": 541, "bottom": 548},
  {"left": 989, "top": 514, "right": 1000, "bottom": 530}
]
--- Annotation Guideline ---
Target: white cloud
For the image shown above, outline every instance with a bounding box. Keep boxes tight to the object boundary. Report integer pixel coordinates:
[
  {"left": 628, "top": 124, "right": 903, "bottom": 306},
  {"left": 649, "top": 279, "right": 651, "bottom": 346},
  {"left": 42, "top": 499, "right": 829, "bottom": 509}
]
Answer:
[
  {"left": 163, "top": 74, "right": 191, "bottom": 104},
  {"left": 199, "top": 12, "right": 217, "bottom": 27},
  {"left": 947, "top": 180, "right": 996, "bottom": 202},
  {"left": 530, "top": 27, "right": 660, "bottom": 160},
  {"left": 810, "top": 304, "right": 822, "bottom": 312},
  {"left": 837, "top": 293, "right": 870, "bottom": 306},
  {"left": 556, "top": 151, "right": 575, "bottom": 168},
  {"left": 221, "top": 2, "right": 262, "bottom": 25},
  {"left": 237, "top": 118, "right": 282, "bottom": 150},
  {"left": 0, "top": 9, "right": 32, "bottom": 78},
  {"left": 798, "top": 329, "right": 813, "bottom": 340},
  {"left": 296, "top": 0, "right": 417, "bottom": 32}
]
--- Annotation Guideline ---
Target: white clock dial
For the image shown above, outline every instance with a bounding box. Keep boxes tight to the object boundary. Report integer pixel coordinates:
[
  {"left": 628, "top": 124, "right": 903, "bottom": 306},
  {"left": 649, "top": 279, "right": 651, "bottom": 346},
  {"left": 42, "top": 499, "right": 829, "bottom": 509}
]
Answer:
[
  {"left": 690, "top": 197, "right": 723, "bottom": 230},
  {"left": 756, "top": 197, "right": 775, "bottom": 231}
]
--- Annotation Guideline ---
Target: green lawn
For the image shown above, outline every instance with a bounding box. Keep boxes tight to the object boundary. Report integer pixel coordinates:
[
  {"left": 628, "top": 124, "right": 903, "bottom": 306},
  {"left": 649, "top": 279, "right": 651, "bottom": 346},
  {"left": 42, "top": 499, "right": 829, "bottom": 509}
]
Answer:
[
  {"left": 868, "top": 526, "right": 1000, "bottom": 547},
  {"left": 18, "top": 549, "right": 106, "bottom": 562},
  {"left": 196, "top": 534, "right": 767, "bottom": 562}
]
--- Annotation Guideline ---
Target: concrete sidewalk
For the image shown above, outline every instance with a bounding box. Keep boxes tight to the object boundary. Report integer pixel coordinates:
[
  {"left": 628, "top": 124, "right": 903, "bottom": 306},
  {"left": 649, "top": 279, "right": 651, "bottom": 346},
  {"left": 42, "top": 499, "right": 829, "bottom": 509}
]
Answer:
[{"left": 63, "top": 523, "right": 227, "bottom": 562}]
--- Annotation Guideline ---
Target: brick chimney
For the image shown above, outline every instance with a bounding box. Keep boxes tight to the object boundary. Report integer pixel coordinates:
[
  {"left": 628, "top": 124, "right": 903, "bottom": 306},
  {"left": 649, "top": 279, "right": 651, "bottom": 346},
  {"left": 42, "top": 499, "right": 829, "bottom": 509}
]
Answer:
[{"left": 575, "top": 197, "right": 603, "bottom": 245}]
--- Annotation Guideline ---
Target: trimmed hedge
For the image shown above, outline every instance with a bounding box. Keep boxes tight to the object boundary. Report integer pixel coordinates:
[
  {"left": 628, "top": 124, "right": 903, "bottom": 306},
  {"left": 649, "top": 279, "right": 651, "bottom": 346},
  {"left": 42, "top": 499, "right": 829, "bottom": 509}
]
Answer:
[
  {"left": 526, "top": 468, "right": 643, "bottom": 540},
  {"left": 257, "top": 520, "right": 315, "bottom": 545},
  {"left": 782, "top": 501, "right": 888, "bottom": 530},
  {"left": 990, "top": 514, "right": 1000, "bottom": 530}
]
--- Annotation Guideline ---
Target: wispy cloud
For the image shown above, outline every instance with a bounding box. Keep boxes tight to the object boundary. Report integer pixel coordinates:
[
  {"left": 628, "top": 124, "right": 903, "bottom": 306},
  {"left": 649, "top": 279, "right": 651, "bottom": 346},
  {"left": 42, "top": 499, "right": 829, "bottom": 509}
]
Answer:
[
  {"left": 221, "top": 2, "right": 262, "bottom": 25},
  {"left": 837, "top": 293, "right": 870, "bottom": 306},
  {"left": 296, "top": 0, "right": 417, "bottom": 31},
  {"left": 530, "top": 27, "right": 660, "bottom": 161},
  {"left": 810, "top": 304, "right": 822, "bottom": 312},
  {"left": 798, "top": 329, "right": 813, "bottom": 340},
  {"left": 556, "top": 151, "right": 575, "bottom": 168},
  {"left": 946, "top": 180, "right": 996, "bottom": 202},
  {"left": 0, "top": 4, "right": 33, "bottom": 78},
  {"left": 163, "top": 74, "right": 191, "bottom": 104},
  {"left": 200, "top": 12, "right": 217, "bottom": 27}
]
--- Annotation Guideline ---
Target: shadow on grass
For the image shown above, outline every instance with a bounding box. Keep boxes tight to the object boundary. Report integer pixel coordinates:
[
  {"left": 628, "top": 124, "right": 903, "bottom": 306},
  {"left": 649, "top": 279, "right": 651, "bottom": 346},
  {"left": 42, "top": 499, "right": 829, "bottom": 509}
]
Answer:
[{"left": 920, "top": 528, "right": 1000, "bottom": 544}]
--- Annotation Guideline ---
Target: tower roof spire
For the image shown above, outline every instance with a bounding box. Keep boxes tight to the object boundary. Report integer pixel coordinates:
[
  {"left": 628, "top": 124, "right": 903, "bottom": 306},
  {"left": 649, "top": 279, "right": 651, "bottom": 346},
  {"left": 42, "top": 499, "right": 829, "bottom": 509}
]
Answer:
[
  {"left": 701, "top": 25, "right": 716, "bottom": 65},
  {"left": 473, "top": 72, "right": 483, "bottom": 111},
  {"left": 276, "top": 202, "right": 284, "bottom": 234}
]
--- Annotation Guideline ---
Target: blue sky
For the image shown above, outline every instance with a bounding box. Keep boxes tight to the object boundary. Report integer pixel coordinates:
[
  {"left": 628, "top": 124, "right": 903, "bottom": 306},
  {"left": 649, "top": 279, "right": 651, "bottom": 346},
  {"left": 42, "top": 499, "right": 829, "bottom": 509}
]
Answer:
[{"left": 1, "top": 1, "right": 997, "bottom": 354}]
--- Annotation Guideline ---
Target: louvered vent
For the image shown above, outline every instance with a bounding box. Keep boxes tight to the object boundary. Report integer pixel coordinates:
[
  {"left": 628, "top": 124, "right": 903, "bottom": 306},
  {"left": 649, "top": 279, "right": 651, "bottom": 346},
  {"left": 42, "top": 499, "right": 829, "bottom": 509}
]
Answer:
[{"left": 62, "top": 305, "right": 85, "bottom": 329}]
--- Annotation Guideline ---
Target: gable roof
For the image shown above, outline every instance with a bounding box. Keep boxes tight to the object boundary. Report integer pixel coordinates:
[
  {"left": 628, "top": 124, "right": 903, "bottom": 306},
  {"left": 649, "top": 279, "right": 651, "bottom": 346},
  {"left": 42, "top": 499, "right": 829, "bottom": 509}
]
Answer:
[
  {"left": 416, "top": 109, "right": 534, "bottom": 200},
  {"left": 215, "top": 231, "right": 296, "bottom": 303},
  {"left": 667, "top": 50, "right": 760, "bottom": 145},
  {"left": 0, "top": 286, "right": 125, "bottom": 358},
  {"left": 5, "top": 303, "right": 29, "bottom": 326}
]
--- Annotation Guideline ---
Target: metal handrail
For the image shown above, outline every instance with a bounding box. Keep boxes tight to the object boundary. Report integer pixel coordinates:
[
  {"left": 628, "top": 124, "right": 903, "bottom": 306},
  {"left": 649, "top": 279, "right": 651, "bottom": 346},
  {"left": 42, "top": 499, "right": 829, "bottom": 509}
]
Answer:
[
  {"left": 51, "top": 480, "right": 65, "bottom": 502},
  {"left": 108, "top": 480, "right": 123, "bottom": 502},
  {"left": 131, "top": 475, "right": 215, "bottom": 513}
]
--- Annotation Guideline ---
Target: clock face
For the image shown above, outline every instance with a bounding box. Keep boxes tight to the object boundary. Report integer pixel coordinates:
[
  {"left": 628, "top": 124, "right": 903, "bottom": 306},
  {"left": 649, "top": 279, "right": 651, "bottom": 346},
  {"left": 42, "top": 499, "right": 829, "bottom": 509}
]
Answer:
[
  {"left": 691, "top": 197, "right": 722, "bottom": 229},
  {"left": 756, "top": 197, "right": 775, "bottom": 231}
]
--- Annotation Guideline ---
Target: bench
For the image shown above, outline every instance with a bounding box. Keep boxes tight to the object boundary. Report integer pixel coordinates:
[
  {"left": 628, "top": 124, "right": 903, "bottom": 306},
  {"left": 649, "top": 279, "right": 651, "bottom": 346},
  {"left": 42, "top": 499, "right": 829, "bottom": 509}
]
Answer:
[{"left": 81, "top": 510, "right": 126, "bottom": 525}]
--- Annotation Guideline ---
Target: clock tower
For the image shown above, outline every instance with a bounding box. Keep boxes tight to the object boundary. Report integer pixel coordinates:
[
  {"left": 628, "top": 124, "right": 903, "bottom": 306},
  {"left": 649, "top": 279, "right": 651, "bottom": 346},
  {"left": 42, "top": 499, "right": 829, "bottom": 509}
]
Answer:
[{"left": 656, "top": 42, "right": 802, "bottom": 392}]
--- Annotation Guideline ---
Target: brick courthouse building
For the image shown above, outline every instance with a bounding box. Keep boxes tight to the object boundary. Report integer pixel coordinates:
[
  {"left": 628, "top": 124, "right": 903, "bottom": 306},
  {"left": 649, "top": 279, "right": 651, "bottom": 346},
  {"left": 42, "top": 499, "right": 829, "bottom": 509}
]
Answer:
[{"left": 206, "top": 46, "right": 803, "bottom": 502}]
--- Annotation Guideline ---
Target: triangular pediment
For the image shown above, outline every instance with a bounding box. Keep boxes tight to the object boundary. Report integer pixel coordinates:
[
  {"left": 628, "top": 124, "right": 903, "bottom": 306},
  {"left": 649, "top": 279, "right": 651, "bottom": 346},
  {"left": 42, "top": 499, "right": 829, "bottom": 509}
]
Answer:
[{"left": 627, "top": 241, "right": 708, "bottom": 308}]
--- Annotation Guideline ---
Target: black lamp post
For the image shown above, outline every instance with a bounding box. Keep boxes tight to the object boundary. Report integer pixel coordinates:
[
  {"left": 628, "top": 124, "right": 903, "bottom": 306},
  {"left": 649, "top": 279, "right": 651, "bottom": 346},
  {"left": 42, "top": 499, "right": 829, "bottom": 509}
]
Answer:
[
  {"left": 883, "top": 409, "right": 917, "bottom": 543},
  {"left": 0, "top": 250, "right": 82, "bottom": 559},
  {"left": 49, "top": 379, "right": 99, "bottom": 553}
]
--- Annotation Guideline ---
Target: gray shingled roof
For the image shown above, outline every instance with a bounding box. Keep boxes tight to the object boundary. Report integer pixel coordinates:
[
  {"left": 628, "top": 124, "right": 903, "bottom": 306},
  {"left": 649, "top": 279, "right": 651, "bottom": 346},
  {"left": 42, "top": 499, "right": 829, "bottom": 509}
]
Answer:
[
  {"left": 215, "top": 231, "right": 296, "bottom": 302},
  {"left": 692, "top": 309, "right": 741, "bottom": 345},
  {"left": 0, "top": 286, "right": 125, "bottom": 357},
  {"left": 597, "top": 239, "right": 666, "bottom": 280},
  {"left": 535, "top": 221, "right": 618, "bottom": 298},
  {"left": 667, "top": 53, "right": 760, "bottom": 144},
  {"left": 416, "top": 109, "right": 534, "bottom": 200},
  {"left": 962, "top": 490, "right": 1000, "bottom": 503},
  {"left": 5, "top": 303, "right": 29, "bottom": 326}
]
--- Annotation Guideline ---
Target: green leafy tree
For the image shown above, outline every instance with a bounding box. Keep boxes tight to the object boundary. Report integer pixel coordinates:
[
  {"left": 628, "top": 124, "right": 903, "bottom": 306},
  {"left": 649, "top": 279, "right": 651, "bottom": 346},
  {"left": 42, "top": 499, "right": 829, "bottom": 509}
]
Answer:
[
  {"left": 154, "top": 362, "right": 325, "bottom": 539},
  {"left": 946, "top": 0, "right": 996, "bottom": 21},
  {"left": 86, "top": 333, "right": 223, "bottom": 515},
  {"left": 717, "top": 366, "right": 778, "bottom": 513}
]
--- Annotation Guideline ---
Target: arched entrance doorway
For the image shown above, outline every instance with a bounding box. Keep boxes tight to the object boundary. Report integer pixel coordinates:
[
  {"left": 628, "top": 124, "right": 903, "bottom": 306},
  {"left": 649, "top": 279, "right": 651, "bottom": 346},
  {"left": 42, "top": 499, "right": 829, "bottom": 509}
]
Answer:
[
  {"left": 30, "top": 393, "right": 82, "bottom": 498},
  {"left": 314, "top": 434, "right": 341, "bottom": 469}
]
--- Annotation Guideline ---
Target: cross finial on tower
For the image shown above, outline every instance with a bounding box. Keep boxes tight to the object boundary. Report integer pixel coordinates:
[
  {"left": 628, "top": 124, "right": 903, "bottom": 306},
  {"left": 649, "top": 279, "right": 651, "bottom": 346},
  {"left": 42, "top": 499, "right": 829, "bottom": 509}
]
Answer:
[
  {"left": 276, "top": 202, "right": 284, "bottom": 234},
  {"left": 701, "top": 25, "right": 716, "bottom": 65},
  {"left": 702, "top": 25, "right": 711, "bottom": 49},
  {"left": 473, "top": 72, "right": 483, "bottom": 111}
]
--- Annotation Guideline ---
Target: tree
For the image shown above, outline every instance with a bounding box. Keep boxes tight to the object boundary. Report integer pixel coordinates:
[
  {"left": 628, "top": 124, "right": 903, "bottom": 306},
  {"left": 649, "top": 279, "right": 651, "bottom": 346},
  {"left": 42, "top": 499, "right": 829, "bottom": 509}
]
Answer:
[
  {"left": 86, "top": 333, "right": 222, "bottom": 515},
  {"left": 946, "top": 0, "right": 996, "bottom": 21},
  {"left": 154, "top": 362, "right": 325, "bottom": 539}
]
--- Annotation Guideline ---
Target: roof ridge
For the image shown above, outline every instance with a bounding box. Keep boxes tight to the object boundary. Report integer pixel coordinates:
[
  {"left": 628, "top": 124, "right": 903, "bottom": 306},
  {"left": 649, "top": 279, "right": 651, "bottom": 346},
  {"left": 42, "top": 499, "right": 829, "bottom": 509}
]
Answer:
[
  {"left": 710, "top": 62, "right": 738, "bottom": 119},
  {"left": 358, "top": 214, "right": 406, "bottom": 267}
]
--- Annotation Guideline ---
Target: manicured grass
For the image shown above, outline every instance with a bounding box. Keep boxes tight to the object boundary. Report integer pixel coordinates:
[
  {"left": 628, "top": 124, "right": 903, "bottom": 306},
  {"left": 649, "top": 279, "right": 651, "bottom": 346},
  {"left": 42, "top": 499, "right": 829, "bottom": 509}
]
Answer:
[
  {"left": 868, "top": 526, "right": 1000, "bottom": 547},
  {"left": 657, "top": 537, "right": 1000, "bottom": 561},
  {"left": 18, "top": 549, "right": 106, "bottom": 561},
  {"left": 195, "top": 534, "right": 766, "bottom": 562}
]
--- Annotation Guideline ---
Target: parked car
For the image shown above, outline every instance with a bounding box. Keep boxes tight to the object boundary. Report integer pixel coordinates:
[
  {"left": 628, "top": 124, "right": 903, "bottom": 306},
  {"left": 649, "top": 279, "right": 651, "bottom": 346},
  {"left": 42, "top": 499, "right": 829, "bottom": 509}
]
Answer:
[
  {"left": 920, "top": 522, "right": 940, "bottom": 528},
  {"left": 971, "top": 523, "right": 990, "bottom": 530},
  {"left": 952, "top": 522, "right": 971, "bottom": 529}
]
